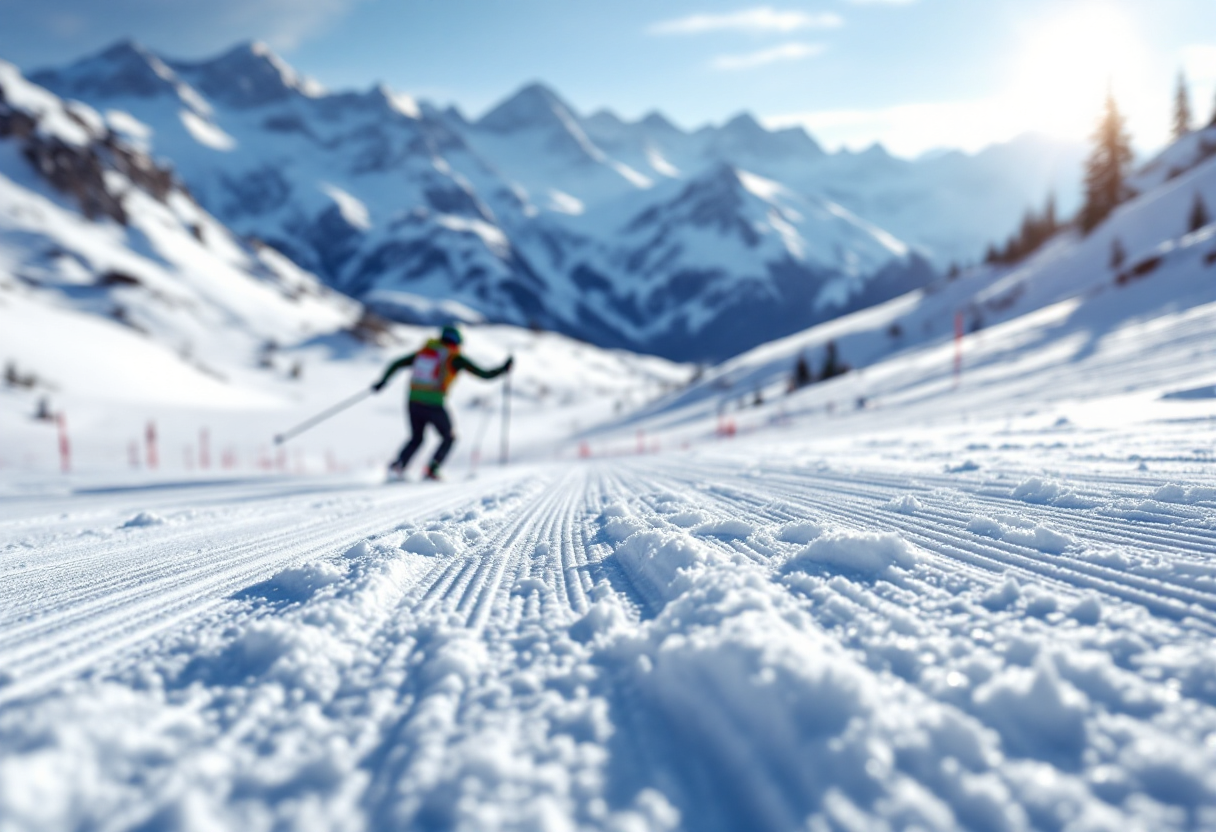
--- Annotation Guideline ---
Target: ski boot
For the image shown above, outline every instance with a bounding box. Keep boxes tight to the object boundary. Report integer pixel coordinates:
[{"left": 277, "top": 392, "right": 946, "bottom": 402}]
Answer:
[{"left": 424, "top": 463, "right": 443, "bottom": 481}]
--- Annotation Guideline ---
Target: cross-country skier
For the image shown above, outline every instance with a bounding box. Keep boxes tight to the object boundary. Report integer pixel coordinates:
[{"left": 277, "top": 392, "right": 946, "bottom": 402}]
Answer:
[{"left": 371, "top": 325, "right": 512, "bottom": 480}]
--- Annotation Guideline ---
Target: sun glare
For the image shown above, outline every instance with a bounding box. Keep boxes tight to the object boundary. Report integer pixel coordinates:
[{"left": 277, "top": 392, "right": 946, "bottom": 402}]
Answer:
[{"left": 1009, "top": 5, "right": 1150, "bottom": 142}]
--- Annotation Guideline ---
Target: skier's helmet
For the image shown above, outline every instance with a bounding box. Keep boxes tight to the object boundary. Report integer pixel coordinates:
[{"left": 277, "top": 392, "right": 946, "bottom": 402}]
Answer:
[{"left": 440, "top": 325, "right": 463, "bottom": 346}]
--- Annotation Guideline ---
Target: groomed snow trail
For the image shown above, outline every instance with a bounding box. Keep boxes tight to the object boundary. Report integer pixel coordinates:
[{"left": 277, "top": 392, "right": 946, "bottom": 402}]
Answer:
[{"left": 3, "top": 445, "right": 1216, "bottom": 831}]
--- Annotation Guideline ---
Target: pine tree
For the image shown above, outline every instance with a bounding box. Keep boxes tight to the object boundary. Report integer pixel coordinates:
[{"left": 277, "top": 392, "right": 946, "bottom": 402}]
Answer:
[
  {"left": 1191, "top": 193, "right": 1211, "bottom": 233},
  {"left": 791, "top": 354, "right": 812, "bottom": 390},
  {"left": 1173, "top": 71, "right": 1193, "bottom": 141},
  {"left": 1081, "top": 89, "right": 1135, "bottom": 233},
  {"left": 820, "top": 341, "right": 844, "bottom": 380},
  {"left": 1110, "top": 237, "right": 1126, "bottom": 270}
]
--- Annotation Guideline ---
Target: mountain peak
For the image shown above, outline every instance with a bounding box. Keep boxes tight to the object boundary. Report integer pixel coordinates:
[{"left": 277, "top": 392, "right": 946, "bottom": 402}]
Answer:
[
  {"left": 478, "top": 82, "right": 577, "bottom": 133},
  {"left": 723, "top": 112, "right": 763, "bottom": 132},
  {"left": 707, "top": 112, "right": 823, "bottom": 159},
  {"left": 640, "top": 111, "right": 682, "bottom": 136},
  {"left": 171, "top": 41, "right": 324, "bottom": 108},
  {"left": 30, "top": 38, "right": 179, "bottom": 100}
]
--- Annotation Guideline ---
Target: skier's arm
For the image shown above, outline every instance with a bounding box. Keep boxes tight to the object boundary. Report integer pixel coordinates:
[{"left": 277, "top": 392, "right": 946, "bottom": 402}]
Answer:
[
  {"left": 372, "top": 352, "right": 416, "bottom": 391},
  {"left": 454, "top": 354, "right": 513, "bottom": 379}
]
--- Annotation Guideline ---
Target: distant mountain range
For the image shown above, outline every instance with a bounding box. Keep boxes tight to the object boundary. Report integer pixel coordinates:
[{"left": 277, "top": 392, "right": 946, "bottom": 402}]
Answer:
[{"left": 26, "top": 40, "right": 1086, "bottom": 361}]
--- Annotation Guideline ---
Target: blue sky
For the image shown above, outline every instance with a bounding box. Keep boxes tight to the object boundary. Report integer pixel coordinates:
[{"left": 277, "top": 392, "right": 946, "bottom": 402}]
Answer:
[{"left": 2, "top": 0, "right": 1214, "bottom": 157}]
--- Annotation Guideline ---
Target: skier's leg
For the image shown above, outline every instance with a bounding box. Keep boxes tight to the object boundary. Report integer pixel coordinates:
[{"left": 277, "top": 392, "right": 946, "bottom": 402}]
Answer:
[
  {"left": 427, "top": 407, "right": 456, "bottom": 475},
  {"left": 393, "top": 402, "right": 428, "bottom": 469}
]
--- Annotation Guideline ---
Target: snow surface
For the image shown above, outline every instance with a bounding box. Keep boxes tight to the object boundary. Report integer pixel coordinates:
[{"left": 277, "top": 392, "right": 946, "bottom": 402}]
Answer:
[
  {"left": 6, "top": 214, "right": 1216, "bottom": 830},
  {"left": 6, "top": 42, "right": 1216, "bottom": 832}
]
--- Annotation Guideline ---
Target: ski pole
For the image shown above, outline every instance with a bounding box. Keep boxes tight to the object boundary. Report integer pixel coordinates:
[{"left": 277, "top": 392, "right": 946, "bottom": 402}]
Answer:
[
  {"left": 468, "top": 399, "right": 495, "bottom": 475},
  {"left": 500, "top": 363, "right": 513, "bottom": 465},
  {"left": 274, "top": 388, "right": 373, "bottom": 445}
]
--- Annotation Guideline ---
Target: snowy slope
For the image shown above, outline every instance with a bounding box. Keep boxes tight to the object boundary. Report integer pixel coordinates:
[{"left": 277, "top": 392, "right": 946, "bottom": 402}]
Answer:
[
  {"left": 613, "top": 122, "right": 1216, "bottom": 446},
  {"left": 24, "top": 41, "right": 1079, "bottom": 361},
  {"left": 0, "top": 58, "right": 357, "bottom": 404},
  {"left": 3, "top": 128, "right": 1216, "bottom": 832},
  {"left": 0, "top": 56, "right": 689, "bottom": 479}
]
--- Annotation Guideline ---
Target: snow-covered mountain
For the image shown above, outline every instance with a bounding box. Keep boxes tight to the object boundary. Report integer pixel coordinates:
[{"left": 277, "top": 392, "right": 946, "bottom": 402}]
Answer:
[
  {"left": 0, "top": 57, "right": 359, "bottom": 408},
  {"left": 616, "top": 120, "right": 1216, "bottom": 443},
  {"left": 5, "top": 86, "right": 1216, "bottom": 832},
  {"left": 0, "top": 56, "right": 687, "bottom": 478},
  {"left": 23, "top": 41, "right": 1082, "bottom": 362}
]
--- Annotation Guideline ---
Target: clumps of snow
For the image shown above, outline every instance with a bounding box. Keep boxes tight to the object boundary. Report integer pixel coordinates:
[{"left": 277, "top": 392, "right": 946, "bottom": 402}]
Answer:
[
  {"left": 966, "top": 516, "right": 1004, "bottom": 538},
  {"left": 966, "top": 515, "right": 1074, "bottom": 554},
  {"left": 206, "top": 618, "right": 347, "bottom": 690},
  {"left": 785, "top": 530, "right": 920, "bottom": 577},
  {"left": 777, "top": 520, "right": 823, "bottom": 544},
  {"left": 981, "top": 575, "right": 1021, "bottom": 611},
  {"left": 512, "top": 576, "right": 547, "bottom": 596},
  {"left": 343, "top": 540, "right": 372, "bottom": 559},
  {"left": 946, "top": 460, "right": 981, "bottom": 473},
  {"left": 885, "top": 494, "right": 923, "bottom": 514},
  {"left": 692, "top": 518, "right": 753, "bottom": 540},
  {"left": 569, "top": 596, "right": 631, "bottom": 645},
  {"left": 598, "top": 504, "right": 646, "bottom": 544},
  {"left": 120, "top": 511, "right": 165, "bottom": 528},
  {"left": 1151, "top": 483, "right": 1216, "bottom": 504},
  {"left": 615, "top": 530, "right": 713, "bottom": 600},
  {"left": 1021, "top": 585, "right": 1058, "bottom": 618},
  {"left": 1117, "top": 735, "right": 1215, "bottom": 808},
  {"left": 1003, "top": 525, "right": 1073, "bottom": 555},
  {"left": 1012, "top": 477, "right": 1094, "bottom": 509},
  {"left": 416, "top": 627, "right": 488, "bottom": 688},
  {"left": 1068, "top": 593, "right": 1103, "bottom": 625},
  {"left": 254, "top": 561, "right": 344, "bottom": 604},
  {"left": 666, "top": 509, "right": 708, "bottom": 528},
  {"left": 400, "top": 530, "right": 457, "bottom": 557},
  {"left": 972, "top": 658, "right": 1090, "bottom": 767}
]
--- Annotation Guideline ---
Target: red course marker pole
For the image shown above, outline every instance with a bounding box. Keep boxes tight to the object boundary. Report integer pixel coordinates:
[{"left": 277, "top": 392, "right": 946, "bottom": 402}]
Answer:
[
  {"left": 56, "top": 413, "right": 71, "bottom": 473},
  {"left": 146, "top": 421, "right": 158, "bottom": 470},
  {"left": 953, "top": 311, "right": 965, "bottom": 388}
]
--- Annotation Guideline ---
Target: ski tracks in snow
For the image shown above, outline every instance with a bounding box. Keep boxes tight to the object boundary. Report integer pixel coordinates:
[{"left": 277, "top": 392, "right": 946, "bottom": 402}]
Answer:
[{"left": 2, "top": 454, "right": 1216, "bottom": 830}]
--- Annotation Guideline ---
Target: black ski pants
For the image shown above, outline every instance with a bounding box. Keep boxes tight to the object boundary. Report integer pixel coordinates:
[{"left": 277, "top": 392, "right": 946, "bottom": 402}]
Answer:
[{"left": 394, "top": 402, "right": 455, "bottom": 471}]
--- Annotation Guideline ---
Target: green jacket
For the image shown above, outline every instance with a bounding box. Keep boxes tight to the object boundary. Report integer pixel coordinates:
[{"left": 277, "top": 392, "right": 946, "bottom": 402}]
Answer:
[{"left": 377, "top": 340, "right": 509, "bottom": 406}]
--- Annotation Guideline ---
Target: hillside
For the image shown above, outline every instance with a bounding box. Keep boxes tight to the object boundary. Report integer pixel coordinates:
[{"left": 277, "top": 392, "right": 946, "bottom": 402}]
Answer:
[
  {"left": 3, "top": 122, "right": 1216, "bottom": 829},
  {"left": 607, "top": 122, "right": 1216, "bottom": 449},
  {"left": 24, "top": 40, "right": 1083, "bottom": 360},
  {"left": 0, "top": 58, "right": 688, "bottom": 479}
]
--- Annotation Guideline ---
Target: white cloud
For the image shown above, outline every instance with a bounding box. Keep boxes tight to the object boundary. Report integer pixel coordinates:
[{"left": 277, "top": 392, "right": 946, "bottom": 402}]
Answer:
[
  {"left": 648, "top": 7, "right": 843, "bottom": 36},
  {"left": 713, "top": 42, "right": 824, "bottom": 70}
]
